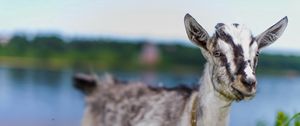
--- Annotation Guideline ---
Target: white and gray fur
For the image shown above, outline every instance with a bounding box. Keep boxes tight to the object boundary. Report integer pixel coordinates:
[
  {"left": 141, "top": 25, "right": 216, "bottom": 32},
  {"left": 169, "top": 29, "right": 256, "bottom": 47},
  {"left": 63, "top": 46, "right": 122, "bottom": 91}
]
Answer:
[{"left": 74, "top": 14, "right": 288, "bottom": 126}]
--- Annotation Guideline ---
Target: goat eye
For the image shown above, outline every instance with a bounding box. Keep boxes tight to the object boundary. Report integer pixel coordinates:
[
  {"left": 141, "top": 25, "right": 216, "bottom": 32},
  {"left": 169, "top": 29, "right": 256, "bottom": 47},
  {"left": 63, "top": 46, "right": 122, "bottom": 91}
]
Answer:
[
  {"left": 213, "top": 51, "right": 222, "bottom": 57},
  {"left": 256, "top": 52, "right": 259, "bottom": 56}
]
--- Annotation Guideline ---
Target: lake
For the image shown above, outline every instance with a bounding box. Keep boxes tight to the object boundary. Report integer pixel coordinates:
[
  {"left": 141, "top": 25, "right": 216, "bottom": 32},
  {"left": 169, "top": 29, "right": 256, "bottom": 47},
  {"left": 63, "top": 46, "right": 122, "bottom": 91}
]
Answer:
[{"left": 0, "top": 66, "right": 299, "bottom": 126}]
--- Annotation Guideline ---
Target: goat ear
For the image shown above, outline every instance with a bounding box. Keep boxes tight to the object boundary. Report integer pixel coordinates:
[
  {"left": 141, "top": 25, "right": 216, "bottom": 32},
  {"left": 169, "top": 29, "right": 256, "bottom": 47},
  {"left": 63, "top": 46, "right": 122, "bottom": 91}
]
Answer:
[
  {"left": 73, "top": 73, "right": 97, "bottom": 95},
  {"left": 184, "top": 13, "right": 209, "bottom": 50},
  {"left": 256, "top": 16, "right": 288, "bottom": 49}
]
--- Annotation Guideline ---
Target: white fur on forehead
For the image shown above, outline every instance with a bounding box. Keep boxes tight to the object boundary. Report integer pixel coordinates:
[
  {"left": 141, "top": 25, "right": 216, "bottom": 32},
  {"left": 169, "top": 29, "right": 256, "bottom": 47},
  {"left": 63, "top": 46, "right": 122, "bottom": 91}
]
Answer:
[
  {"left": 221, "top": 24, "right": 256, "bottom": 59},
  {"left": 222, "top": 24, "right": 252, "bottom": 45}
]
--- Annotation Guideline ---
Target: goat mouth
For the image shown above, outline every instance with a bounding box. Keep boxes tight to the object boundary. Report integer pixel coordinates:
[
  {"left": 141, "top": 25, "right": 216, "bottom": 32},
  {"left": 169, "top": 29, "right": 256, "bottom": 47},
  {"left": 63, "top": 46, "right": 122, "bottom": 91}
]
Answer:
[{"left": 232, "top": 86, "right": 254, "bottom": 101}]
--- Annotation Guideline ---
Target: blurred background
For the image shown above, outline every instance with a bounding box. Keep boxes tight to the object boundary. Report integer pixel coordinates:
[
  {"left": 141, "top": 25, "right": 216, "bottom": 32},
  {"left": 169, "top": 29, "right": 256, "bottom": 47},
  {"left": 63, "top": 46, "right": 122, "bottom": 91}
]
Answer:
[{"left": 0, "top": 0, "right": 299, "bottom": 126}]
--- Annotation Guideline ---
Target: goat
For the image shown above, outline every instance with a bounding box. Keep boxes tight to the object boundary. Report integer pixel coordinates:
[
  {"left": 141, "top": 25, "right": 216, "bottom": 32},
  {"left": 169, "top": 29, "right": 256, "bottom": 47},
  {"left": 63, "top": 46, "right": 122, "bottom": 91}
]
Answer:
[{"left": 74, "top": 14, "right": 288, "bottom": 126}]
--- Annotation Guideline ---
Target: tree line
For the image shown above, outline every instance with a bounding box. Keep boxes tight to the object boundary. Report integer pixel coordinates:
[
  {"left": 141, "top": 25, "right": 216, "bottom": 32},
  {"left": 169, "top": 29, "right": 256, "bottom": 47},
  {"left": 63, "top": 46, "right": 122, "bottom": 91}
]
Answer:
[{"left": 0, "top": 34, "right": 299, "bottom": 74}]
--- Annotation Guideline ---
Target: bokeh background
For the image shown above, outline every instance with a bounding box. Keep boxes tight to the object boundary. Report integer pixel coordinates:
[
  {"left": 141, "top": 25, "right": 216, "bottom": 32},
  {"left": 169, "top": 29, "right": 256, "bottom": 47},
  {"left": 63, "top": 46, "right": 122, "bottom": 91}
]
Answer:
[{"left": 0, "top": 0, "right": 299, "bottom": 126}]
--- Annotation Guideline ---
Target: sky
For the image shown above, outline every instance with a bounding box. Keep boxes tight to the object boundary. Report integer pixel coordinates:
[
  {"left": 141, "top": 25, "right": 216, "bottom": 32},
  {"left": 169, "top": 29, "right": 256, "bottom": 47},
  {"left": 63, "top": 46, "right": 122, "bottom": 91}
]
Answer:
[{"left": 0, "top": 0, "right": 299, "bottom": 51}]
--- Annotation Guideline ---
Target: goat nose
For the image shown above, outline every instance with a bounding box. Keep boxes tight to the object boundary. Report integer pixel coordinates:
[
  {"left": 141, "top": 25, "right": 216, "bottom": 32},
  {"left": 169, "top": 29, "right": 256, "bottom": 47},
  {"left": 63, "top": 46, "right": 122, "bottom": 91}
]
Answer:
[{"left": 241, "top": 78, "right": 256, "bottom": 88}]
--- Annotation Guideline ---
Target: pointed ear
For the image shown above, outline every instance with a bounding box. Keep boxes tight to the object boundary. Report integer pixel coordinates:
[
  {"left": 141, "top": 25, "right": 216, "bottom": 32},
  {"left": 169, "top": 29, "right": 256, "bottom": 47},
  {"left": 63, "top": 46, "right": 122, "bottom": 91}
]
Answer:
[
  {"left": 184, "top": 13, "right": 210, "bottom": 50},
  {"left": 73, "top": 73, "right": 97, "bottom": 95},
  {"left": 256, "top": 16, "right": 288, "bottom": 49}
]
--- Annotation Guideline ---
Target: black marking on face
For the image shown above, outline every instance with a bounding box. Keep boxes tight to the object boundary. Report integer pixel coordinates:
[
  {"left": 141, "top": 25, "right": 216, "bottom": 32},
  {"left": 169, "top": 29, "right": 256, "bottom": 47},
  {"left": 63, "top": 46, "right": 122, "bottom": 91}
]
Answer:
[
  {"left": 233, "top": 23, "right": 239, "bottom": 28},
  {"left": 253, "top": 56, "right": 258, "bottom": 70},
  {"left": 236, "top": 60, "right": 247, "bottom": 76},
  {"left": 216, "top": 30, "right": 234, "bottom": 45},
  {"left": 250, "top": 36, "right": 255, "bottom": 46},
  {"left": 231, "top": 44, "right": 245, "bottom": 75},
  {"left": 233, "top": 45, "right": 249, "bottom": 82},
  {"left": 234, "top": 45, "right": 244, "bottom": 58},
  {"left": 215, "top": 23, "right": 225, "bottom": 29}
]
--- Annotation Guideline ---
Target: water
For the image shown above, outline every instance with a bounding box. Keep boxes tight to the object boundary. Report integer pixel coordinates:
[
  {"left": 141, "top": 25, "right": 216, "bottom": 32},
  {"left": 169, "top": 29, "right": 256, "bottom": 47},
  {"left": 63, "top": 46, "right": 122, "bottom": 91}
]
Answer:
[
  {"left": 230, "top": 76, "right": 300, "bottom": 126},
  {"left": 0, "top": 66, "right": 84, "bottom": 126},
  {"left": 0, "top": 66, "right": 299, "bottom": 126}
]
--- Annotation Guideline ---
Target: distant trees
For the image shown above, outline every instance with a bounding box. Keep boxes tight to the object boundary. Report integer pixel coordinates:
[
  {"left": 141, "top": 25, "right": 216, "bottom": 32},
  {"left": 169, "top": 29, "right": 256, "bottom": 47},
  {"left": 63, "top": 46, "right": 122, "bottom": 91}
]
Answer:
[
  {"left": 4, "top": 35, "right": 29, "bottom": 56},
  {"left": 0, "top": 34, "right": 299, "bottom": 74}
]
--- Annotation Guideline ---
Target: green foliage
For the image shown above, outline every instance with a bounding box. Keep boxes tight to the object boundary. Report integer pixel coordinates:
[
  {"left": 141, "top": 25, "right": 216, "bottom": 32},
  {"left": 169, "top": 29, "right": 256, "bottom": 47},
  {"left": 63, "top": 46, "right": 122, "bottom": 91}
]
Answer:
[
  {"left": 0, "top": 34, "right": 300, "bottom": 74},
  {"left": 275, "top": 112, "right": 300, "bottom": 126},
  {"left": 276, "top": 111, "right": 290, "bottom": 126}
]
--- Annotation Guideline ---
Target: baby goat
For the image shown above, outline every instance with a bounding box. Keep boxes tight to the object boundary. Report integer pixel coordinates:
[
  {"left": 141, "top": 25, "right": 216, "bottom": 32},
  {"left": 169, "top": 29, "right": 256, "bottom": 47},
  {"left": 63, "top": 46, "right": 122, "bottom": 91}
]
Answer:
[{"left": 74, "top": 14, "right": 288, "bottom": 126}]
